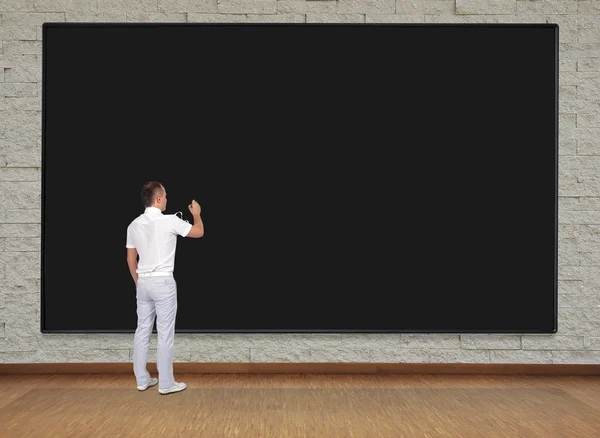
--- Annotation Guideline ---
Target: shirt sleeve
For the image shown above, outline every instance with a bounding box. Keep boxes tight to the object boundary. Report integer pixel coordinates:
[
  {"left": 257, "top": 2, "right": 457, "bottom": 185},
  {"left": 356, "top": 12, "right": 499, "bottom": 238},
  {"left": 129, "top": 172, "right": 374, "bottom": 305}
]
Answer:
[
  {"left": 171, "top": 215, "right": 193, "bottom": 237},
  {"left": 126, "top": 226, "right": 136, "bottom": 248}
]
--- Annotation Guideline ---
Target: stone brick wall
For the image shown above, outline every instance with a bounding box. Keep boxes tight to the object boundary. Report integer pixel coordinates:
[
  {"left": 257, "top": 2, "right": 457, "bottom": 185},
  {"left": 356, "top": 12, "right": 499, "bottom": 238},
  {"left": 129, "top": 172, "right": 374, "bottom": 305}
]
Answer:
[{"left": 1, "top": 0, "right": 598, "bottom": 364}]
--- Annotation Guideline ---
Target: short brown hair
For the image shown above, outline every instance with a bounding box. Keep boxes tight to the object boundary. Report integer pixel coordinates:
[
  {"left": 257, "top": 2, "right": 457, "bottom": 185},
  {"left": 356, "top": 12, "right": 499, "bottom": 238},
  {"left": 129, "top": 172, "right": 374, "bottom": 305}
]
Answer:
[{"left": 140, "top": 181, "right": 164, "bottom": 208}]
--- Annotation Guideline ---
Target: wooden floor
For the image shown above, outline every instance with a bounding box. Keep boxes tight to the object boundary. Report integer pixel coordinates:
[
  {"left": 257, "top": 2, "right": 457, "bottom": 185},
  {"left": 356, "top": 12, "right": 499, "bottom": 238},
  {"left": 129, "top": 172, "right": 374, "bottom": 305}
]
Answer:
[{"left": 1, "top": 373, "right": 600, "bottom": 437}]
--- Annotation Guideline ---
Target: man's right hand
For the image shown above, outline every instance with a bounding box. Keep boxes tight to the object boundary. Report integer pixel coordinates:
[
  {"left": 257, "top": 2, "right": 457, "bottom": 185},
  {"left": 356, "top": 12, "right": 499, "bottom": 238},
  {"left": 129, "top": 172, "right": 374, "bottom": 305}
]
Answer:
[{"left": 188, "top": 199, "right": 201, "bottom": 217}]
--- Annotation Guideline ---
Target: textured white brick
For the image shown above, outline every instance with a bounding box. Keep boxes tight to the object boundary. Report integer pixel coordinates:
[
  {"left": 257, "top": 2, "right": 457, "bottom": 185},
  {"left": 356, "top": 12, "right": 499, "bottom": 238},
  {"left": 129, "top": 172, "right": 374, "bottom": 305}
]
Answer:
[
  {"left": 522, "top": 335, "right": 584, "bottom": 350},
  {"left": 245, "top": 13, "right": 305, "bottom": 22},
  {"left": 0, "top": 26, "right": 37, "bottom": 41},
  {"left": 516, "top": 0, "right": 577, "bottom": 15},
  {"left": 0, "top": 83, "right": 37, "bottom": 97},
  {"left": 97, "top": 334, "right": 134, "bottom": 349},
  {"left": 4, "top": 63, "right": 41, "bottom": 83},
  {"left": 460, "top": 335, "right": 521, "bottom": 350},
  {"left": 579, "top": 58, "right": 600, "bottom": 72},
  {"left": 4, "top": 238, "right": 39, "bottom": 252},
  {"left": 187, "top": 12, "right": 305, "bottom": 22},
  {"left": 255, "top": 333, "right": 342, "bottom": 349},
  {"left": 190, "top": 348, "right": 250, "bottom": 362},
  {"left": 0, "top": 277, "right": 38, "bottom": 294},
  {"left": 579, "top": 16, "right": 600, "bottom": 44},
  {"left": 36, "top": 349, "right": 129, "bottom": 363},
  {"left": 307, "top": 13, "right": 365, "bottom": 22},
  {"left": 559, "top": 293, "right": 600, "bottom": 308},
  {"left": 560, "top": 113, "right": 576, "bottom": 129},
  {"left": 560, "top": 307, "right": 600, "bottom": 335},
  {"left": 1, "top": 12, "right": 65, "bottom": 25},
  {"left": 421, "top": 0, "right": 454, "bottom": 15},
  {"left": 559, "top": 197, "right": 587, "bottom": 212},
  {"left": 2, "top": 97, "right": 41, "bottom": 111},
  {"left": 0, "top": 147, "right": 40, "bottom": 167},
  {"left": 38, "top": 334, "right": 98, "bottom": 350},
  {"left": 395, "top": 0, "right": 424, "bottom": 15},
  {"left": 559, "top": 266, "right": 600, "bottom": 285},
  {"left": 0, "top": 168, "right": 39, "bottom": 182},
  {"left": 340, "top": 333, "right": 401, "bottom": 348},
  {"left": 309, "top": 348, "right": 372, "bottom": 362},
  {"left": 456, "top": 0, "right": 516, "bottom": 15},
  {"left": 169, "top": 333, "right": 342, "bottom": 350},
  {"left": 126, "top": 12, "right": 187, "bottom": 21},
  {"left": 579, "top": 1, "right": 600, "bottom": 16},
  {"left": 552, "top": 350, "right": 600, "bottom": 364},
  {"left": 250, "top": 348, "right": 312, "bottom": 362},
  {"left": 571, "top": 157, "right": 600, "bottom": 181},
  {"left": 0, "top": 293, "right": 38, "bottom": 336},
  {"left": 0, "top": 182, "right": 39, "bottom": 210},
  {"left": 584, "top": 337, "right": 600, "bottom": 350},
  {"left": 3, "top": 251, "right": 39, "bottom": 278},
  {"left": 2, "top": 41, "right": 42, "bottom": 56},
  {"left": 0, "top": 336, "right": 38, "bottom": 352},
  {"left": 581, "top": 251, "right": 600, "bottom": 266},
  {"left": 33, "top": 0, "right": 97, "bottom": 12},
  {"left": 0, "top": 111, "right": 41, "bottom": 143},
  {"left": 559, "top": 180, "right": 593, "bottom": 199},
  {"left": 335, "top": 0, "right": 395, "bottom": 14},
  {"left": 429, "top": 12, "right": 509, "bottom": 23},
  {"left": 3, "top": 210, "right": 40, "bottom": 224},
  {"left": 561, "top": 57, "right": 577, "bottom": 72},
  {"left": 430, "top": 349, "right": 490, "bottom": 363},
  {"left": 558, "top": 280, "right": 583, "bottom": 294},
  {"left": 217, "top": 0, "right": 277, "bottom": 14},
  {"left": 559, "top": 127, "right": 577, "bottom": 155},
  {"left": 97, "top": 0, "right": 158, "bottom": 12},
  {"left": 559, "top": 240, "right": 578, "bottom": 262},
  {"left": 0, "top": 0, "right": 36, "bottom": 11},
  {"left": 158, "top": 0, "right": 217, "bottom": 13},
  {"left": 369, "top": 348, "right": 430, "bottom": 363},
  {"left": 367, "top": 14, "right": 425, "bottom": 22},
  {"left": 490, "top": 350, "right": 552, "bottom": 364},
  {"left": 578, "top": 127, "right": 600, "bottom": 154},
  {"left": 0, "top": 351, "right": 38, "bottom": 363},
  {"left": 187, "top": 13, "right": 253, "bottom": 22},
  {"left": 578, "top": 108, "right": 600, "bottom": 128},
  {"left": 578, "top": 84, "right": 600, "bottom": 104},
  {"left": 277, "top": 0, "right": 337, "bottom": 13},
  {"left": 561, "top": 43, "right": 600, "bottom": 63},
  {"left": 401, "top": 334, "right": 460, "bottom": 349},
  {"left": 560, "top": 84, "right": 577, "bottom": 101},
  {"left": 64, "top": 12, "right": 126, "bottom": 21}
]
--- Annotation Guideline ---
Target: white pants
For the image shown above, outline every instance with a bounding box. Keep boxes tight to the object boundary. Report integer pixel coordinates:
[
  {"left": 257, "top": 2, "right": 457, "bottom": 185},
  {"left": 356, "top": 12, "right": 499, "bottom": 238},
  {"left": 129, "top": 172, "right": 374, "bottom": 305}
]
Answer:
[{"left": 133, "top": 275, "right": 178, "bottom": 390}]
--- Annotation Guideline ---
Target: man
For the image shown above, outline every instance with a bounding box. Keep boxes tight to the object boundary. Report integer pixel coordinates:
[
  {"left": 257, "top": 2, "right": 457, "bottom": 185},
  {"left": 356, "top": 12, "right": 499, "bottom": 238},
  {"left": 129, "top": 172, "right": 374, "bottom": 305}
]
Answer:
[{"left": 126, "top": 181, "right": 204, "bottom": 395}]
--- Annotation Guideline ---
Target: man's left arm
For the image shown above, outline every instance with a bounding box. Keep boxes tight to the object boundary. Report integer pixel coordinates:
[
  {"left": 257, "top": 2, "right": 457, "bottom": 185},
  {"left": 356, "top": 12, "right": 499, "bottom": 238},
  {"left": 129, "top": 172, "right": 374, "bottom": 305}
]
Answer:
[{"left": 127, "top": 248, "right": 138, "bottom": 286}]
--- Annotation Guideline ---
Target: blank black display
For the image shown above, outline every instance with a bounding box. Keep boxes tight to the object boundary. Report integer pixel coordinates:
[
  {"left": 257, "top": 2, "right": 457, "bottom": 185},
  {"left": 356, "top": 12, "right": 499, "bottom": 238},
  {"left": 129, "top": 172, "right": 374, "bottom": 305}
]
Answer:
[{"left": 41, "top": 23, "right": 558, "bottom": 333}]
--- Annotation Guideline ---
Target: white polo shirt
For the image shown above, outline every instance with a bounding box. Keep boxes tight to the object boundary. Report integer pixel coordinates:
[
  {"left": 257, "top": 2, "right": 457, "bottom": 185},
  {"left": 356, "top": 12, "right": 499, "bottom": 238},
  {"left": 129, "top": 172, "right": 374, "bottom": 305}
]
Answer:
[{"left": 126, "top": 206, "right": 193, "bottom": 274}]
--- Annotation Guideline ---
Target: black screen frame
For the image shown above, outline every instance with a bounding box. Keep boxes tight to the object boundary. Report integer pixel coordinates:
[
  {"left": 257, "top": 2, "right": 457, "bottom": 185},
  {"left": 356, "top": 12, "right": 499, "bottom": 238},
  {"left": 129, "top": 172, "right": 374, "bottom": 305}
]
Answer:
[{"left": 40, "top": 22, "right": 559, "bottom": 334}]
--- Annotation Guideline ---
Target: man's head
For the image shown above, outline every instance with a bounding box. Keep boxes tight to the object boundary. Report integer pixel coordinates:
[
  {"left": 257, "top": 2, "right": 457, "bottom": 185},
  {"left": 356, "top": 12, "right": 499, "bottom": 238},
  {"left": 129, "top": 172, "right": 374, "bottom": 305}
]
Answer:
[{"left": 141, "top": 181, "right": 167, "bottom": 212}]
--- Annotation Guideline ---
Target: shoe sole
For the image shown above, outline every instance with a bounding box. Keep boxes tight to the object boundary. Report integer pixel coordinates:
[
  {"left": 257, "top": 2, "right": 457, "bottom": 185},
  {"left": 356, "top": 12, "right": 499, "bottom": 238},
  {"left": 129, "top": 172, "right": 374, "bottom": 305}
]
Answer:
[
  {"left": 137, "top": 381, "right": 158, "bottom": 391},
  {"left": 159, "top": 387, "right": 186, "bottom": 395}
]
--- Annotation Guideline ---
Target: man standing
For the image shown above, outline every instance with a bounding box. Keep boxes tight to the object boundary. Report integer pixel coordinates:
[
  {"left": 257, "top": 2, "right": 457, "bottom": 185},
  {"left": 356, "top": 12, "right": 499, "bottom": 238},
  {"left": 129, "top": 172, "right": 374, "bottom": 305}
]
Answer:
[{"left": 126, "top": 181, "right": 204, "bottom": 394}]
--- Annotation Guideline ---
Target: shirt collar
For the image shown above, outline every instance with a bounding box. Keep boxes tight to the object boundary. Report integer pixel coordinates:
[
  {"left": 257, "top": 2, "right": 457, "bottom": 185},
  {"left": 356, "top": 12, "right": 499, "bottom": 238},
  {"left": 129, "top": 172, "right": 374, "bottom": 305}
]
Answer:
[{"left": 144, "top": 206, "right": 162, "bottom": 216}]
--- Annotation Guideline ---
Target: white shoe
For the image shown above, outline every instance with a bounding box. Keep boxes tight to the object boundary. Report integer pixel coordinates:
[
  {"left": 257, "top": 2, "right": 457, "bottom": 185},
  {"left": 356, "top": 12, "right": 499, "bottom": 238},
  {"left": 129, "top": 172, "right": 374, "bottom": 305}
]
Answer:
[
  {"left": 137, "top": 377, "right": 158, "bottom": 391},
  {"left": 158, "top": 382, "right": 187, "bottom": 395}
]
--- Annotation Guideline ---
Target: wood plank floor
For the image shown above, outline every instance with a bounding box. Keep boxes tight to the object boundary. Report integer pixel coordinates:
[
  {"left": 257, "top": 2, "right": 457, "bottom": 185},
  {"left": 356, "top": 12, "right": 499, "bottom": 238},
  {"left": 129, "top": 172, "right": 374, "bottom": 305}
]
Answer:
[{"left": 1, "top": 373, "right": 600, "bottom": 437}]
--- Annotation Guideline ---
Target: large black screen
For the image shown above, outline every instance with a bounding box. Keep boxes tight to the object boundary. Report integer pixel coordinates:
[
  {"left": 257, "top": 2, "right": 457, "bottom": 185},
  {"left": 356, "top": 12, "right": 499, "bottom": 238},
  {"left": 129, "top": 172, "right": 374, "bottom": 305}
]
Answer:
[{"left": 41, "top": 23, "right": 558, "bottom": 333}]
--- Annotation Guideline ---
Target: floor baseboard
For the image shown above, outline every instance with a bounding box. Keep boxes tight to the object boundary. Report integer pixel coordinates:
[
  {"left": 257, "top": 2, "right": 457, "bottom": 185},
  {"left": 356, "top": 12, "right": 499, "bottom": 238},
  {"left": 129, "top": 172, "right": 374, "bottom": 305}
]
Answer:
[{"left": 1, "top": 363, "right": 600, "bottom": 375}]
